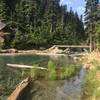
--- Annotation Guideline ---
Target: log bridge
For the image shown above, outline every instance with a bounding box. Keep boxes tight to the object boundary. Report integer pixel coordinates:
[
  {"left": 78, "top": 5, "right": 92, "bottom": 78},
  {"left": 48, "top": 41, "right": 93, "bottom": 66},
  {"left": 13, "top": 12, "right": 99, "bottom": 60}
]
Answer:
[{"left": 54, "top": 45, "right": 90, "bottom": 52}]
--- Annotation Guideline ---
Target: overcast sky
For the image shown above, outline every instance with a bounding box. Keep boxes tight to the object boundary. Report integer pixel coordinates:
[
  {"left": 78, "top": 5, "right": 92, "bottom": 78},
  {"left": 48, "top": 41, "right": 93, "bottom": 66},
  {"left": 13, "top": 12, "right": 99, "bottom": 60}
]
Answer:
[{"left": 60, "top": 0, "right": 85, "bottom": 16}]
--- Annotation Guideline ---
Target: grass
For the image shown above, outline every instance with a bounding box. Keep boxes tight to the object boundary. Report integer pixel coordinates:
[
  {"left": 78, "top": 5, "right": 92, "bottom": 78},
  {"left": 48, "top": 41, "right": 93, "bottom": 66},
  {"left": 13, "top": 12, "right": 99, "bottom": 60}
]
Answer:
[
  {"left": 30, "top": 60, "right": 81, "bottom": 80},
  {"left": 61, "top": 64, "right": 80, "bottom": 79},
  {"left": 84, "top": 60, "right": 100, "bottom": 99},
  {"left": 30, "top": 64, "right": 38, "bottom": 78},
  {"left": 46, "top": 60, "right": 56, "bottom": 80}
]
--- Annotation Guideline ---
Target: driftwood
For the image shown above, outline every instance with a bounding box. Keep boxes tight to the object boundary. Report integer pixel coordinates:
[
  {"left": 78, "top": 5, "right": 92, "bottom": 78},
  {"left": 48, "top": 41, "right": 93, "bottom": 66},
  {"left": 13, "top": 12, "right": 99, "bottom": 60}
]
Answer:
[
  {"left": 7, "top": 77, "right": 32, "bottom": 100},
  {"left": 7, "top": 64, "right": 47, "bottom": 70}
]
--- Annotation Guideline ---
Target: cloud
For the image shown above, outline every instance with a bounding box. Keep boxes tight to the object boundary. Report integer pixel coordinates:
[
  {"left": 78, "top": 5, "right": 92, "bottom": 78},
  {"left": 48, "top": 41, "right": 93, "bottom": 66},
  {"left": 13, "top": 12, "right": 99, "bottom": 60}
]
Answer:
[
  {"left": 60, "top": 0, "right": 64, "bottom": 2},
  {"left": 76, "top": 6, "right": 85, "bottom": 15},
  {"left": 60, "top": 0, "right": 85, "bottom": 16},
  {"left": 60, "top": 0, "right": 73, "bottom": 6}
]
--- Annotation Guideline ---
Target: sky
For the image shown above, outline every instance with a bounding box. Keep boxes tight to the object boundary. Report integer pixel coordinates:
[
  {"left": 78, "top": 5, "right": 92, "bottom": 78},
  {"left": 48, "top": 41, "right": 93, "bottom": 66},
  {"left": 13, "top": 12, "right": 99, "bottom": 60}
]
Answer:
[{"left": 60, "top": 0, "right": 86, "bottom": 16}]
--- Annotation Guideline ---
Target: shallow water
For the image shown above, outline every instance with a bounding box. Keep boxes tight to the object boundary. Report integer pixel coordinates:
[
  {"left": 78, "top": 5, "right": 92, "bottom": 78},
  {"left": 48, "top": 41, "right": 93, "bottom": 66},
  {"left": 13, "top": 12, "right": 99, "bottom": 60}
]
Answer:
[
  {"left": 0, "top": 54, "right": 85, "bottom": 100},
  {"left": 25, "top": 68, "right": 85, "bottom": 100},
  {"left": 0, "top": 54, "right": 48, "bottom": 99}
]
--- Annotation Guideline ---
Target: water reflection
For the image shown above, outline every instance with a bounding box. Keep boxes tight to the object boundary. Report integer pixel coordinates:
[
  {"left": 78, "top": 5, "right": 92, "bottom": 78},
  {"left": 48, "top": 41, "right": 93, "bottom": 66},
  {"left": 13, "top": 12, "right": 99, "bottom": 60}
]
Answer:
[
  {"left": 30, "top": 68, "right": 85, "bottom": 100},
  {"left": 50, "top": 55, "right": 73, "bottom": 67},
  {"left": 0, "top": 54, "right": 84, "bottom": 100}
]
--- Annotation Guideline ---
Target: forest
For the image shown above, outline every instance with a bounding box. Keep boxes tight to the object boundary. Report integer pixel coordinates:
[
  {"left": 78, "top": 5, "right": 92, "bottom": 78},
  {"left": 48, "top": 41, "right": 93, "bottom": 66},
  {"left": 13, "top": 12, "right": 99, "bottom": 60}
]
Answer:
[
  {"left": 0, "top": 0, "right": 100, "bottom": 50},
  {"left": 0, "top": 0, "right": 100, "bottom": 99}
]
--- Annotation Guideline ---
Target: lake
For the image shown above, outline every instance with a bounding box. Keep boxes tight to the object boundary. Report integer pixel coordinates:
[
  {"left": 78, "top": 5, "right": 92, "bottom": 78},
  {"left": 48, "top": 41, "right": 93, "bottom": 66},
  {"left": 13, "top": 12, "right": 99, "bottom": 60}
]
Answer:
[{"left": 0, "top": 54, "right": 85, "bottom": 100}]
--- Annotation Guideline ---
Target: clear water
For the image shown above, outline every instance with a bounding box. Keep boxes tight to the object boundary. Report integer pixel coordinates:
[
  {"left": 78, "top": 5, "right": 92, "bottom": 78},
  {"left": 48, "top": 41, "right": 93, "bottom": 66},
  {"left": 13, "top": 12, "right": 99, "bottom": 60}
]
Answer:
[
  {"left": 0, "top": 54, "right": 48, "bottom": 99},
  {"left": 27, "top": 68, "right": 85, "bottom": 100},
  {"left": 0, "top": 54, "right": 85, "bottom": 100}
]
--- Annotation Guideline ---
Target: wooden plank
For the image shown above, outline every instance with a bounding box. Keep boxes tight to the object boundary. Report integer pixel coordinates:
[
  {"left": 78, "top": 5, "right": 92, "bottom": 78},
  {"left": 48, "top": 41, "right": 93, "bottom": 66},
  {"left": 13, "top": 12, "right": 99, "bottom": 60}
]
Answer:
[
  {"left": 7, "top": 64, "right": 47, "bottom": 70},
  {"left": 55, "top": 45, "right": 90, "bottom": 48}
]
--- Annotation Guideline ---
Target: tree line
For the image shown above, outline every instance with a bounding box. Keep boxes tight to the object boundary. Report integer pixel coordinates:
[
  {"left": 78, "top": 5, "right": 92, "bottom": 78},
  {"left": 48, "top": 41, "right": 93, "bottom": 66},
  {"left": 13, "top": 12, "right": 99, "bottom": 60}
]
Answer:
[
  {"left": 85, "top": 0, "right": 100, "bottom": 50},
  {"left": 0, "top": 0, "right": 88, "bottom": 49}
]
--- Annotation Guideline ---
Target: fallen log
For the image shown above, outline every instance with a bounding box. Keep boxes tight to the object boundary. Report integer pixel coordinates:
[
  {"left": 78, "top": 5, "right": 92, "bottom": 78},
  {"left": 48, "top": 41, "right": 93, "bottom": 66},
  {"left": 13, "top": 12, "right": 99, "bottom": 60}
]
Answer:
[
  {"left": 7, "top": 64, "right": 47, "bottom": 70},
  {"left": 7, "top": 77, "right": 32, "bottom": 100}
]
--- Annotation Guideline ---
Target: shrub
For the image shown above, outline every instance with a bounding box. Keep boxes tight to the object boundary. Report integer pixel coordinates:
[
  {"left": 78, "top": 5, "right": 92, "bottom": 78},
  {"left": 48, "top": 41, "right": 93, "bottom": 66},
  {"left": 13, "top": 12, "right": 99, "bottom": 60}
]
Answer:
[
  {"left": 61, "top": 64, "right": 80, "bottom": 79},
  {"left": 47, "top": 60, "right": 56, "bottom": 80}
]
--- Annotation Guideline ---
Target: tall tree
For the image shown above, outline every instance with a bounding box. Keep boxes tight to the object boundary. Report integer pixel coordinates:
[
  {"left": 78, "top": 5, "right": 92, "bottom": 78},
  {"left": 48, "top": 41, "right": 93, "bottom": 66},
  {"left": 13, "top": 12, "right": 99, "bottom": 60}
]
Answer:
[
  {"left": 0, "top": 0, "right": 85, "bottom": 49},
  {"left": 85, "top": 0, "right": 99, "bottom": 32},
  {"left": 0, "top": 0, "right": 6, "bottom": 21}
]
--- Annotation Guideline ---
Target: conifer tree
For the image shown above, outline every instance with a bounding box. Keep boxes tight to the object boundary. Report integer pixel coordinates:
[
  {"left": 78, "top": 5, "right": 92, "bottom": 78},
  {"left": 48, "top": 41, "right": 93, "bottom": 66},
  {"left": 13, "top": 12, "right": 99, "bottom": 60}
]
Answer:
[
  {"left": 0, "top": 0, "right": 86, "bottom": 49},
  {"left": 0, "top": 0, "right": 6, "bottom": 21}
]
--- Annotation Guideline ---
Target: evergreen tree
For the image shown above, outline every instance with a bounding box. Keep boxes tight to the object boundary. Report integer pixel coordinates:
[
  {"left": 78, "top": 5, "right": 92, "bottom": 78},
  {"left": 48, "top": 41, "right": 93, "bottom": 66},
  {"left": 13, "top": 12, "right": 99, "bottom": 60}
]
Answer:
[
  {"left": 85, "top": 0, "right": 99, "bottom": 32},
  {"left": 0, "top": 0, "right": 85, "bottom": 49},
  {"left": 85, "top": 0, "right": 100, "bottom": 49},
  {"left": 0, "top": 0, "right": 6, "bottom": 21}
]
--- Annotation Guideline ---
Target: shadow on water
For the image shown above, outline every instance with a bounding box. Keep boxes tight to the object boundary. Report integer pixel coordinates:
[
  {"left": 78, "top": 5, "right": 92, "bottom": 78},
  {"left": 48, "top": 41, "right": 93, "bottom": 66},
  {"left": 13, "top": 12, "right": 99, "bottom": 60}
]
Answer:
[{"left": 17, "top": 82, "right": 33, "bottom": 100}]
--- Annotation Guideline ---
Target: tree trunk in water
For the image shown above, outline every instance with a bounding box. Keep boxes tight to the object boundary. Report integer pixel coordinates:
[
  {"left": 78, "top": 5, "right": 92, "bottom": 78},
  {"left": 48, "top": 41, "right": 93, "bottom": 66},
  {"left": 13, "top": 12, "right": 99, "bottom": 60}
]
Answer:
[{"left": 7, "top": 77, "right": 33, "bottom": 100}]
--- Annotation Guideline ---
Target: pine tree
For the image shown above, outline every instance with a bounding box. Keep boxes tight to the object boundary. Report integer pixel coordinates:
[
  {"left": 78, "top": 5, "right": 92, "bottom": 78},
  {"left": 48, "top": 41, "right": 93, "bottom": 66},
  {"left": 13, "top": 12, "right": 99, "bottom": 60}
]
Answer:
[
  {"left": 85, "top": 0, "right": 99, "bottom": 32},
  {"left": 0, "top": 0, "right": 6, "bottom": 21},
  {"left": 2, "top": 0, "right": 85, "bottom": 49},
  {"left": 85, "top": 0, "right": 100, "bottom": 49}
]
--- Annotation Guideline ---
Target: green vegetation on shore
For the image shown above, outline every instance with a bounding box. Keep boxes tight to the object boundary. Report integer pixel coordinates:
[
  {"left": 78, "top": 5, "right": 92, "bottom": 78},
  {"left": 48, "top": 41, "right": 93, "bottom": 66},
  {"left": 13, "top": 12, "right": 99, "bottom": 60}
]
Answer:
[{"left": 84, "top": 60, "right": 100, "bottom": 99}]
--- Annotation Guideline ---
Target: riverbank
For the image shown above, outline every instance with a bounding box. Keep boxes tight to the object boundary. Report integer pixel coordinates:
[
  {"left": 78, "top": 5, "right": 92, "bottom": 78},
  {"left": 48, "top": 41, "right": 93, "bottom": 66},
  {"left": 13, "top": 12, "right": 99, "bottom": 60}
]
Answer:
[
  {"left": 81, "top": 51, "right": 100, "bottom": 70},
  {"left": 0, "top": 46, "right": 65, "bottom": 56},
  {"left": 81, "top": 51, "right": 100, "bottom": 100}
]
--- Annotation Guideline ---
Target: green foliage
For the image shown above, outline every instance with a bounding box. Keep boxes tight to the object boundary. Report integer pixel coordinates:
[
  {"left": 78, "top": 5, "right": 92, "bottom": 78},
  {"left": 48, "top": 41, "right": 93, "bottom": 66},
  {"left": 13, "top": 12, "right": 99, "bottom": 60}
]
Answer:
[
  {"left": 0, "top": 37, "right": 4, "bottom": 49},
  {"left": 85, "top": 71, "right": 96, "bottom": 94},
  {"left": 90, "top": 59, "right": 99, "bottom": 66},
  {"left": 0, "top": 0, "right": 85, "bottom": 49},
  {"left": 30, "top": 61, "right": 80, "bottom": 80},
  {"left": 90, "top": 60, "right": 100, "bottom": 70},
  {"left": 85, "top": 0, "right": 99, "bottom": 32},
  {"left": 61, "top": 64, "right": 80, "bottom": 79},
  {"left": 11, "top": 28, "right": 28, "bottom": 49},
  {"left": 94, "top": 21, "right": 100, "bottom": 50},
  {"left": 30, "top": 64, "right": 38, "bottom": 78},
  {"left": 84, "top": 70, "right": 100, "bottom": 98},
  {"left": 85, "top": 0, "right": 99, "bottom": 47},
  {"left": 0, "top": 0, "right": 6, "bottom": 21},
  {"left": 47, "top": 60, "right": 56, "bottom": 80},
  {"left": 84, "top": 59, "right": 100, "bottom": 98}
]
